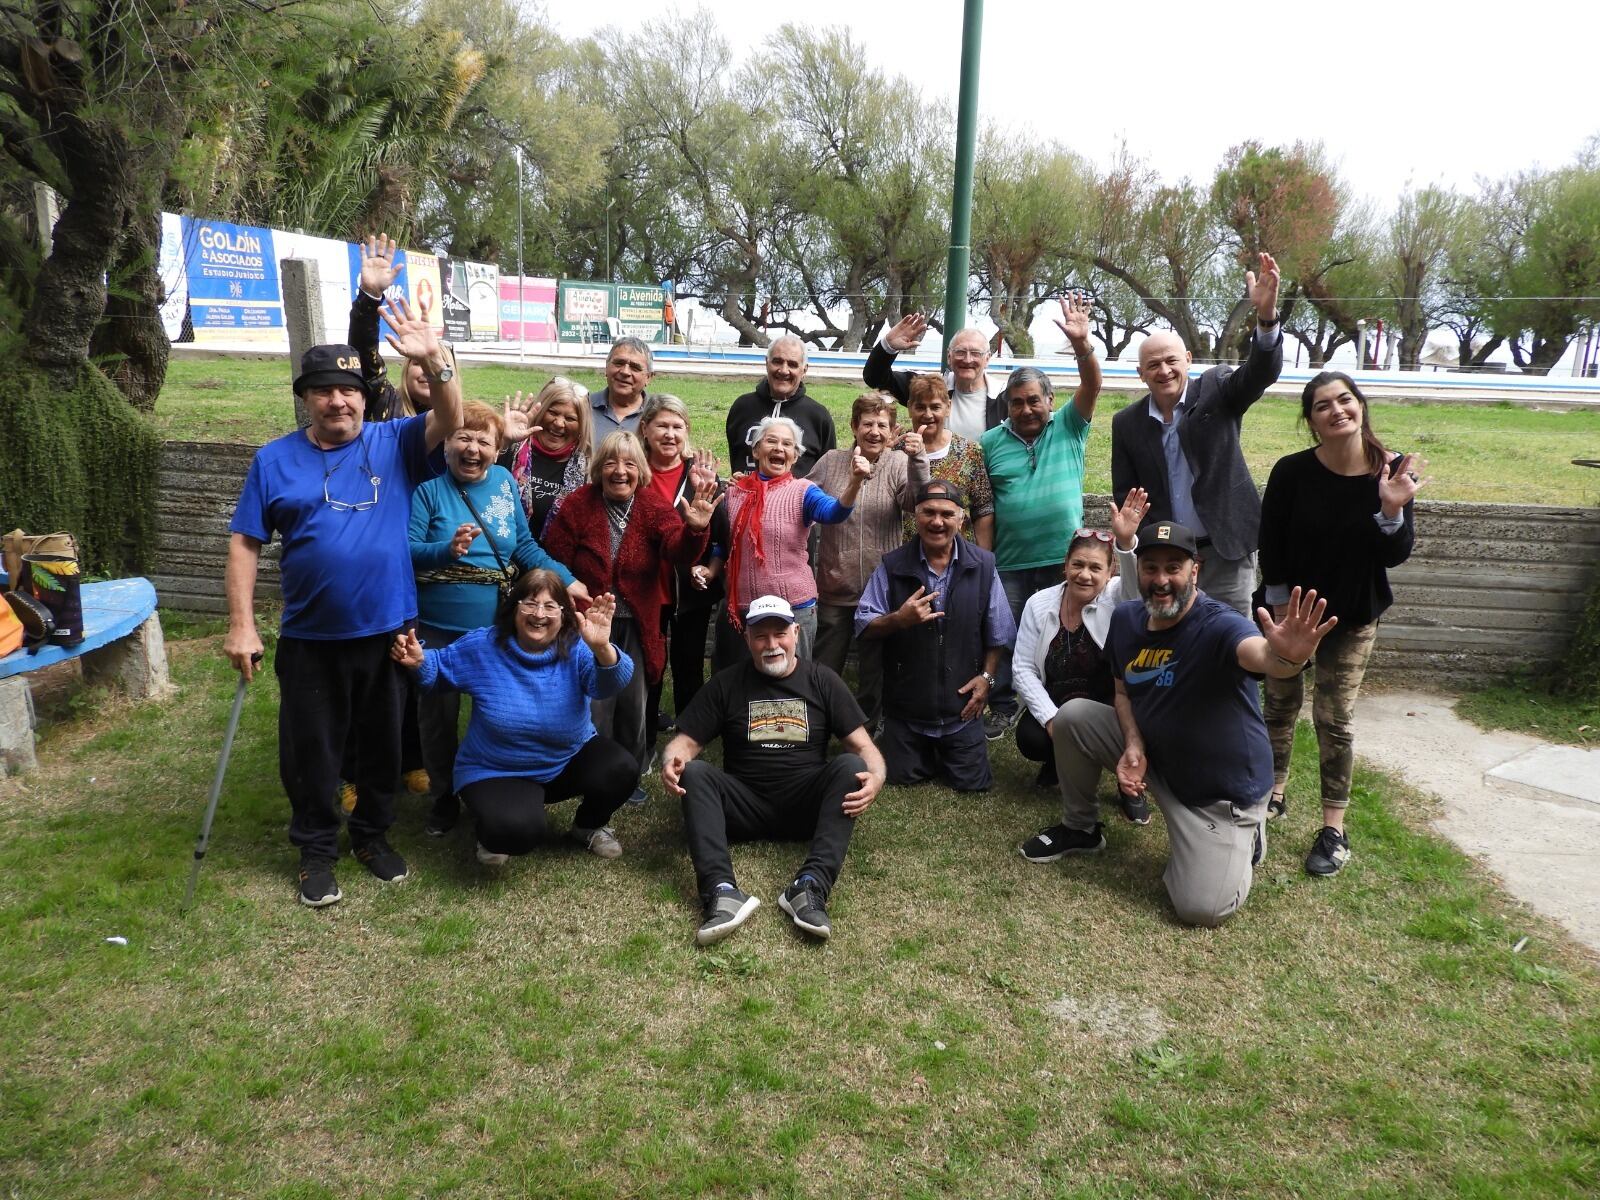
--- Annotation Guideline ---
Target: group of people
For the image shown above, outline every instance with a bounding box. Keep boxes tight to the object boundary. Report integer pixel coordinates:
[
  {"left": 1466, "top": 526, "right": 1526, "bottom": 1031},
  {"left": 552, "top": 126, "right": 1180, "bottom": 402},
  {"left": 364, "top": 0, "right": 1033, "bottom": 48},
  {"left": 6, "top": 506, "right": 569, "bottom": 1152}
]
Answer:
[{"left": 224, "top": 238, "right": 1423, "bottom": 943}]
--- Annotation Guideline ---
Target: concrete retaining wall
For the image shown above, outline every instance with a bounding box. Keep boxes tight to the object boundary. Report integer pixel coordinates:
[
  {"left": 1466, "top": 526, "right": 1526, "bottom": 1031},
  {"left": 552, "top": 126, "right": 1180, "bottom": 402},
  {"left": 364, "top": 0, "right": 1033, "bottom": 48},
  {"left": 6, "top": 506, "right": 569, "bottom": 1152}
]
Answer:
[{"left": 157, "top": 441, "right": 1600, "bottom": 685}]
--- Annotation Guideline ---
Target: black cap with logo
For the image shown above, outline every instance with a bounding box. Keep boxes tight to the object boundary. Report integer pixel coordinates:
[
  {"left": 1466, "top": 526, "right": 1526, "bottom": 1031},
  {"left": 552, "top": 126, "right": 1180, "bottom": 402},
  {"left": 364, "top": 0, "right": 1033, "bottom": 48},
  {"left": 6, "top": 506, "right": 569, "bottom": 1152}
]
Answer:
[
  {"left": 293, "top": 344, "right": 369, "bottom": 396},
  {"left": 1134, "top": 520, "right": 1199, "bottom": 559}
]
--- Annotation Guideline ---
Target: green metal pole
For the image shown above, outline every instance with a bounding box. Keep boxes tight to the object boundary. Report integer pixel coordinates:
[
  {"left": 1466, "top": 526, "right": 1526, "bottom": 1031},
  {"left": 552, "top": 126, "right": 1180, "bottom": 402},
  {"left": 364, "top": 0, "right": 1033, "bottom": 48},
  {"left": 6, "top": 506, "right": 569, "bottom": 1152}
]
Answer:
[{"left": 942, "top": 0, "right": 983, "bottom": 357}]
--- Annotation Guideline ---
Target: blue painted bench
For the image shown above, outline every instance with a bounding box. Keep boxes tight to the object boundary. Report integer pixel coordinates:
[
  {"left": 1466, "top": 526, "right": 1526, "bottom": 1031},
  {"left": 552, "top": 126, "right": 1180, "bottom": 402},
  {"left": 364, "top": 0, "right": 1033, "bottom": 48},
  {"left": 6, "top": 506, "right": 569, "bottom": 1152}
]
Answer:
[{"left": 0, "top": 576, "right": 171, "bottom": 773}]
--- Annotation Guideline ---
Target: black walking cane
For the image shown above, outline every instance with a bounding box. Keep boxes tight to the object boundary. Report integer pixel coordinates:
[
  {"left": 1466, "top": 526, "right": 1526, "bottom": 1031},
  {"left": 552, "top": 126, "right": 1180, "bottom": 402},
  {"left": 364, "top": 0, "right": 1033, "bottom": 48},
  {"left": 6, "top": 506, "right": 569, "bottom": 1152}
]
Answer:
[{"left": 183, "top": 654, "right": 261, "bottom": 910}]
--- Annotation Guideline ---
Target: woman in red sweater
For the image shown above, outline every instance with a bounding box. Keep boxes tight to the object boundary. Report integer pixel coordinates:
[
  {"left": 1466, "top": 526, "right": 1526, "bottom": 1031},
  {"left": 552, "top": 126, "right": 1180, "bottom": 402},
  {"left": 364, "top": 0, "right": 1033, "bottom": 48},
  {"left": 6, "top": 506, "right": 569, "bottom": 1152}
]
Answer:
[{"left": 543, "top": 431, "right": 718, "bottom": 804}]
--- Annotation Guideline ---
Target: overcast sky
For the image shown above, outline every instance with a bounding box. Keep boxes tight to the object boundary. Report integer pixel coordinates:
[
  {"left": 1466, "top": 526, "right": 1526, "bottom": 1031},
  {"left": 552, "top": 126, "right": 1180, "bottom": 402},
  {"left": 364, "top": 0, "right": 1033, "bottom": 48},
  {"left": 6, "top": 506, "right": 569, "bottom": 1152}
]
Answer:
[{"left": 549, "top": 0, "right": 1597, "bottom": 209}]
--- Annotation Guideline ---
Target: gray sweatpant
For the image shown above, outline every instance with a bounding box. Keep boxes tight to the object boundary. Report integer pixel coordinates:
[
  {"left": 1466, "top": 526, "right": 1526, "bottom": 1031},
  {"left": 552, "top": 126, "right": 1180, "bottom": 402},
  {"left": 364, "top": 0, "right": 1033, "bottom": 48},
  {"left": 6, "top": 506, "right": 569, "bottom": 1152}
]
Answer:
[{"left": 1051, "top": 697, "right": 1266, "bottom": 928}]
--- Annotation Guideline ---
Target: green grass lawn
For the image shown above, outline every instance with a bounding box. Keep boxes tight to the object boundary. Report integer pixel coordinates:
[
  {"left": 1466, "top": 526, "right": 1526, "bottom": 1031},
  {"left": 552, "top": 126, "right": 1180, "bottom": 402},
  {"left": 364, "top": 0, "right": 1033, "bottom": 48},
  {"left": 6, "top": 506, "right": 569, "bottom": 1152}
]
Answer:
[
  {"left": 1455, "top": 679, "right": 1600, "bottom": 745},
  {"left": 156, "top": 357, "right": 1600, "bottom": 506},
  {"left": 2, "top": 622, "right": 1596, "bottom": 1197}
]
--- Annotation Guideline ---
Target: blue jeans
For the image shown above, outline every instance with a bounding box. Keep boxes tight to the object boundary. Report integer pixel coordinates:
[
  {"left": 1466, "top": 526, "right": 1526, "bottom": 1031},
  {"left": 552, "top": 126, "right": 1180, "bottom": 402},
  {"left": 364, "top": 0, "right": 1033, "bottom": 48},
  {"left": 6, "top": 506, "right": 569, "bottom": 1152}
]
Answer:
[{"left": 991, "top": 565, "right": 1062, "bottom": 715}]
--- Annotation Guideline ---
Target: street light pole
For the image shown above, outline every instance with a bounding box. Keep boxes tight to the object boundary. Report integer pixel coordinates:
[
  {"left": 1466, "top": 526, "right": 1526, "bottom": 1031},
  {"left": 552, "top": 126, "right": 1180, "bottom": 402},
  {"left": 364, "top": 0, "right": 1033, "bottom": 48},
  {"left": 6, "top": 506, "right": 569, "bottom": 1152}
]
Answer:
[
  {"left": 515, "top": 145, "right": 525, "bottom": 362},
  {"left": 605, "top": 197, "right": 616, "bottom": 283},
  {"left": 942, "top": 0, "right": 983, "bottom": 358}
]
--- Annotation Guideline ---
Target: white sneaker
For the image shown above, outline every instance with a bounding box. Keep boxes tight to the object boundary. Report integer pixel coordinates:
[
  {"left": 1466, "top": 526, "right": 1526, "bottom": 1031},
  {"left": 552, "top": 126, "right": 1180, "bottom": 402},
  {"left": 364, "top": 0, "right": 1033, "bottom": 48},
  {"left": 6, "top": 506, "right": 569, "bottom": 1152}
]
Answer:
[
  {"left": 570, "top": 826, "right": 623, "bottom": 859},
  {"left": 475, "top": 842, "right": 510, "bottom": 867}
]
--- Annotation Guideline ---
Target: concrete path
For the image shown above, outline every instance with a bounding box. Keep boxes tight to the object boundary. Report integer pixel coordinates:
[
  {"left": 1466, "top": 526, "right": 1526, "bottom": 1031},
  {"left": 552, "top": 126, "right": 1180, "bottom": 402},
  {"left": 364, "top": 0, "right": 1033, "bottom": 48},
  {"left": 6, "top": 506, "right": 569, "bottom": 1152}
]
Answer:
[{"left": 1351, "top": 689, "right": 1600, "bottom": 954}]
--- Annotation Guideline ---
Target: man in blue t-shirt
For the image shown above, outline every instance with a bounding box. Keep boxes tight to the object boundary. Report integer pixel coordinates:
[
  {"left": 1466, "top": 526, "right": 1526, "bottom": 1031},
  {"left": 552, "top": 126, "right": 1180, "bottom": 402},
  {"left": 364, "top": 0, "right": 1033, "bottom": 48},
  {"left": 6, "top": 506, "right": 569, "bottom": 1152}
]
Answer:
[
  {"left": 1020, "top": 522, "right": 1337, "bottom": 927},
  {"left": 225, "top": 296, "right": 462, "bottom": 907}
]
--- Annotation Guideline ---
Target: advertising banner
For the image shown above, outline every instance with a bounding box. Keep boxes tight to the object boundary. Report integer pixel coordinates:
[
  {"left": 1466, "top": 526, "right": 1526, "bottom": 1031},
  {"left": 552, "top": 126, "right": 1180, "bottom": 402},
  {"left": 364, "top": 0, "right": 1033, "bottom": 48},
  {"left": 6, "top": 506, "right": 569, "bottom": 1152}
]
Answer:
[
  {"left": 438, "top": 257, "right": 473, "bottom": 343},
  {"left": 272, "top": 229, "right": 353, "bottom": 344},
  {"left": 158, "top": 212, "right": 188, "bottom": 341},
  {"left": 183, "top": 217, "right": 284, "bottom": 340},
  {"left": 498, "top": 276, "right": 558, "bottom": 343},
  {"left": 405, "top": 251, "right": 447, "bottom": 333},
  {"left": 558, "top": 280, "right": 615, "bottom": 342},
  {"left": 616, "top": 283, "right": 667, "bottom": 344},
  {"left": 465, "top": 261, "right": 500, "bottom": 341}
]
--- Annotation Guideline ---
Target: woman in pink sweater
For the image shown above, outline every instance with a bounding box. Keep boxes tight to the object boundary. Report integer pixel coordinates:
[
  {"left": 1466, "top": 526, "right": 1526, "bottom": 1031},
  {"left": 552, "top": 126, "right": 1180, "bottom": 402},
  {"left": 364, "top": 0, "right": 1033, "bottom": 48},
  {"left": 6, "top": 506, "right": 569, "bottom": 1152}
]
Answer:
[{"left": 719, "top": 416, "right": 869, "bottom": 661}]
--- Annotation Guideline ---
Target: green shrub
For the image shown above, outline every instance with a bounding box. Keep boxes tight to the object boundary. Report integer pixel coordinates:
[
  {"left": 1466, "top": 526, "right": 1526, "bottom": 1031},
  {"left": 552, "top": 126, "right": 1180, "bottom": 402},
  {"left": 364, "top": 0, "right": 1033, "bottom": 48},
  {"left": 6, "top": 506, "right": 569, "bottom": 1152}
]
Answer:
[
  {"left": 1556, "top": 562, "right": 1600, "bottom": 700},
  {"left": 0, "top": 359, "right": 159, "bottom": 574}
]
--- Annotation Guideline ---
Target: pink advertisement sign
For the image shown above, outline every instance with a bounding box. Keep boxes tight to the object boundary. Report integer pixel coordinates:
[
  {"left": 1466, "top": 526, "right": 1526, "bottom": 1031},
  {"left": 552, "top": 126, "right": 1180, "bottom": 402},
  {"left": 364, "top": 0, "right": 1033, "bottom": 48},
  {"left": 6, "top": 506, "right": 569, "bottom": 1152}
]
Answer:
[{"left": 499, "top": 276, "right": 558, "bottom": 342}]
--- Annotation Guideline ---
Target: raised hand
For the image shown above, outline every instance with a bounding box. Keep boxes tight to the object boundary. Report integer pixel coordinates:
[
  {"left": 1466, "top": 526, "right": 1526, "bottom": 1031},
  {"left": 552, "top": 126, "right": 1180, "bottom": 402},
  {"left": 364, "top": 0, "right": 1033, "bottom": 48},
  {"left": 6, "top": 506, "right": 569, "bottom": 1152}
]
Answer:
[
  {"left": 899, "top": 424, "right": 928, "bottom": 457},
  {"left": 381, "top": 293, "right": 446, "bottom": 370},
  {"left": 682, "top": 473, "right": 722, "bottom": 530},
  {"left": 1378, "top": 452, "right": 1428, "bottom": 517},
  {"left": 1109, "top": 486, "right": 1150, "bottom": 548},
  {"left": 1245, "top": 251, "right": 1281, "bottom": 322},
  {"left": 359, "top": 234, "right": 403, "bottom": 297},
  {"left": 1256, "top": 585, "right": 1338, "bottom": 666},
  {"left": 884, "top": 312, "right": 929, "bottom": 353},
  {"left": 1053, "top": 291, "right": 1093, "bottom": 349},
  {"left": 501, "top": 391, "right": 541, "bottom": 444},
  {"left": 576, "top": 591, "right": 617, "bottom": 652},
  {"left": 688, "top": 453, "right": 718, "bottom": 493},
  {"left": 390, "top": 628, "right": 424, "bottom": 669},
  {"left": 449, "top": 522, "right": 479, "bottom": 558},
  {"left": 850, "top": 448, "right": 872, "bottom": 479},
  {"left": 895, "top": 585, "right": 944, "bottom": 628}
]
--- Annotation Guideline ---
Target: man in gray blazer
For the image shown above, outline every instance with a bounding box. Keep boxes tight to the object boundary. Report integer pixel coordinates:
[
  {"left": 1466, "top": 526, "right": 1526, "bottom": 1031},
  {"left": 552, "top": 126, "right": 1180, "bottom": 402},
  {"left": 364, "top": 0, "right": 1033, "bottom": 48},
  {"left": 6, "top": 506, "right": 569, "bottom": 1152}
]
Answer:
[{"left": 1109, "top": 253, "right": 1283, "bottom": 614}]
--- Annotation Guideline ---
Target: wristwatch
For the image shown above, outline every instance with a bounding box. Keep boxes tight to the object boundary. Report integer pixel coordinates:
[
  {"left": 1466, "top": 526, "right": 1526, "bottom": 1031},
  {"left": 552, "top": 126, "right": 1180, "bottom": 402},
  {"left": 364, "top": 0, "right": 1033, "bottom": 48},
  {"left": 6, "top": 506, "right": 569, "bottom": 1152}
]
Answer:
[
  {"left": 431, "top": 341, "right": 456, "bottom": 383},
  {"left": 981, "top": 671, "right": 996, "bottom": 687}
]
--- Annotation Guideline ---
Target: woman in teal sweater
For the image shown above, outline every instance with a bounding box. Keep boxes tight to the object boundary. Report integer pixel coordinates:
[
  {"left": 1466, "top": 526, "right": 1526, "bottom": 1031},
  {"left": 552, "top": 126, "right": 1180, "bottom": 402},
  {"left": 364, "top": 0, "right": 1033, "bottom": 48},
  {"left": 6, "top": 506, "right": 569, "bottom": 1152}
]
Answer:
[
  {"left": 409, "top": 401, "right": 586, "bottom": 835},
  {"left": 392, "top": 572, "right": 637, "bottom": 865}
]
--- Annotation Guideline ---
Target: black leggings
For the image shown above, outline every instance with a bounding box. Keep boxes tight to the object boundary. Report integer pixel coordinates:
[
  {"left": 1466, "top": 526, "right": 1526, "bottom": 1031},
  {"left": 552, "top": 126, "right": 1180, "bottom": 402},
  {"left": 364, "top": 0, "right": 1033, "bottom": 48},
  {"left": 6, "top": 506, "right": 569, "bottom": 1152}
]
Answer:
[{"left": 458, "top": 735, "right": 639, "bottom": 856}]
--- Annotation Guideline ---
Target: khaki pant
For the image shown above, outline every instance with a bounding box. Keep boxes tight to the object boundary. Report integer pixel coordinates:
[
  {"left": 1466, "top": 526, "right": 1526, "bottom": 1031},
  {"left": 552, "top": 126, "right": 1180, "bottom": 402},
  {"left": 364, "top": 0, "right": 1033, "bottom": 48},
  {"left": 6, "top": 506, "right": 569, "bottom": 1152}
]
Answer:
[
  {"left": 1262, "top": 621, "right": 1379, "bottom": 810},
  {"left": 1052, "top": 698, "right": 1265, "bottom": 928}
]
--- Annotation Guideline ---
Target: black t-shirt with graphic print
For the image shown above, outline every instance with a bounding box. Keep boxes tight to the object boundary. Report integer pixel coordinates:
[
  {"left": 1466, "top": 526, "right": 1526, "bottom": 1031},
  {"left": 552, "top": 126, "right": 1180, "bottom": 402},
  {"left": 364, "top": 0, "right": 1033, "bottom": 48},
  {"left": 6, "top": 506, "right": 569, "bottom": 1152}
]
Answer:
[{"left": 677, "top": 658, "right": 866, "bottom": 793}]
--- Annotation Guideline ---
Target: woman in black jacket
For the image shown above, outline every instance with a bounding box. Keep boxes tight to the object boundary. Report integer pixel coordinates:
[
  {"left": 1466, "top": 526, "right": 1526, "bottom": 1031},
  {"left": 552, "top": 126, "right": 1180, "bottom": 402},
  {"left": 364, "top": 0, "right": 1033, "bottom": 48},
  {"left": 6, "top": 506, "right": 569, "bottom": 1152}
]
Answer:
[{"left": 1258, "top": 371, "right": 1425, "bottom": 877}]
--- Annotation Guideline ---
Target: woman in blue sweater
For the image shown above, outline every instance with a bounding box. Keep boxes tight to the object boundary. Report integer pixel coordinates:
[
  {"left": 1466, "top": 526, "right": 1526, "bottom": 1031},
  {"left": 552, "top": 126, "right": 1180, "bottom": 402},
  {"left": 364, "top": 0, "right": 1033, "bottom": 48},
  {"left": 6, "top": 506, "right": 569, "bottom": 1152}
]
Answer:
[
  {"left": 1258, "top": 372, "right": 1425, "bottom": 877},
  {"left": 409, "top": 401, "right": 587, "bottom": 836},
  {"left": 392, "top": 572, "right": 638, "bottom": 865}
]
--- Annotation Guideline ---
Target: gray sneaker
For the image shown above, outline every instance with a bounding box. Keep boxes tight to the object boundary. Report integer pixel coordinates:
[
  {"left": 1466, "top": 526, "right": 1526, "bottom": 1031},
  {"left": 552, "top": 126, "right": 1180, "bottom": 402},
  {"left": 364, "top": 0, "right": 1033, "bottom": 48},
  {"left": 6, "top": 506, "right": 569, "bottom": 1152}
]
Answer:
[
  {"left": 570, "top": 825, "right": 623, "bottom": 859},
  {"left": 696, "top": 885, "right": 760, "bottom": 946},
  {"left": 982, "top": 706, "right": 1016, "bottom": 741},
  {"left": 475, "top": 842, "right": 510, "bottom": 867},
  {"left": 778, "top": 879, "right": 832, "bottom": 940}
]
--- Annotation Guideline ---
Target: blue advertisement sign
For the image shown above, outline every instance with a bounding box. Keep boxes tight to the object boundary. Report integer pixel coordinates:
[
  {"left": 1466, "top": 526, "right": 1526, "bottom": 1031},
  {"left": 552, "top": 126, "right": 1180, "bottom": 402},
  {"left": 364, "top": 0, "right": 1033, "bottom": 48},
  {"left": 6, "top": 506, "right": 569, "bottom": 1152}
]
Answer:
[
  {"left": 182, "top": 217, "right": 284, "bottom": 338},
  {"left": 347, "top": 242, "right": 412, "bottom": 345}
]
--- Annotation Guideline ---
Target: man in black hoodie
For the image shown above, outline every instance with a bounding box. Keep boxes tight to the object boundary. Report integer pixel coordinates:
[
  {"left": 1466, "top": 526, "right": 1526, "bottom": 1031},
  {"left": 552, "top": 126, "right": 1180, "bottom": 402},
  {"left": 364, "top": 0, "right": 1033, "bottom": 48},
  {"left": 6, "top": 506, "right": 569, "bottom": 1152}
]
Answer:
[{"left": 725, "top": 335, "right": 837, "bottom": 476}]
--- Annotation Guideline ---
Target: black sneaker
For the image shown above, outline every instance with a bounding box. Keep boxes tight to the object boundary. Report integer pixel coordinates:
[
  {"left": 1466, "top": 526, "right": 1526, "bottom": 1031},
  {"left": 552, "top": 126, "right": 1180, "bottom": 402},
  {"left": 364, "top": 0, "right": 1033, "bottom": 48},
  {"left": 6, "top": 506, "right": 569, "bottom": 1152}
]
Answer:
[
  {"left": 1117, "top": 790, "right": 1152, "bottom": 825},
  {"left": 696, "top": 885, "right": 759, "bottom": 947},
  {"left": 625, "top": 786, "right": 648, "bottom": 807},
  {"left": 982, "top": 706, "right": 1017, "bottom": 741},
  {"left": 1305, "top": 826, "right": 1351, "bottom": 876},
  {"left": 1267, "top": 790, "right": 1288, "bottom": 821},
  {"left": 1021, "top": 822, "right": 1105, "bottom": 863},
  {"left": 352, "top": 836, "right": 409, "bottom": 882},
  {"left": 298, "top": 857, "right": 342, "bottom": 907},
  {"left": 424, "top": 793, "right": 459, "bottom": 837},
  {"left": 778, "top": 878, "right": 832, "bottom": 940}
]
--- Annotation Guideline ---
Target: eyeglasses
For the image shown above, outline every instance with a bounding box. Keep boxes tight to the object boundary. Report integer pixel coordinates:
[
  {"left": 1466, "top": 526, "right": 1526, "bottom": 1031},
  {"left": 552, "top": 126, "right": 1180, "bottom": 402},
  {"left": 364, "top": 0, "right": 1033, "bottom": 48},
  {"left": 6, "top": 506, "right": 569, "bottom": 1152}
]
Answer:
[
  {"left": 1074, "top": 528, "right": 1113, "bottom": 543},
  {"left": 323, "top": 447, "right": 380, "bottom": 511},
  {"left": 516, "top": 599, "right": 564, "bottom": 615}
]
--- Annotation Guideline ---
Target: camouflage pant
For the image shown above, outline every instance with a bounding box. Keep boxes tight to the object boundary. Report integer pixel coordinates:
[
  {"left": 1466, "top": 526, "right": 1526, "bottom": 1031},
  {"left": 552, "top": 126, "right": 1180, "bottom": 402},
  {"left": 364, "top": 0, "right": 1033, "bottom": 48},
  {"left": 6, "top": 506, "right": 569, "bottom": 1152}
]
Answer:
[{"left": 1262, "top": 621, "right": 1380, "bottom": 811}]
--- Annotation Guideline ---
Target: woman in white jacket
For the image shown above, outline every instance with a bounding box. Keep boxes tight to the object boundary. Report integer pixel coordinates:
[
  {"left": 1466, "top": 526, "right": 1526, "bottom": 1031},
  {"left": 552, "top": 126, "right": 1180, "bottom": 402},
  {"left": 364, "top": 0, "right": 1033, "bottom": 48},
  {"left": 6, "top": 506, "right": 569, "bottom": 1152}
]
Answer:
[{"left": 1013, "top": 488, "right": 1148, "bottom": 820}]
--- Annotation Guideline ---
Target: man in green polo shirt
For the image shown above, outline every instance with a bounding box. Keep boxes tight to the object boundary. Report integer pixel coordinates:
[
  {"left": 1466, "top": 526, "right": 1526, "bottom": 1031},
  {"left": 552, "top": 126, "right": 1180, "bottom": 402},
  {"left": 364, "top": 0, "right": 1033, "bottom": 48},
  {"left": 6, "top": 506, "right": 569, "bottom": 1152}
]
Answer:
[{"left": 979, "top": 294, "right": 1102, "bottom": 737}]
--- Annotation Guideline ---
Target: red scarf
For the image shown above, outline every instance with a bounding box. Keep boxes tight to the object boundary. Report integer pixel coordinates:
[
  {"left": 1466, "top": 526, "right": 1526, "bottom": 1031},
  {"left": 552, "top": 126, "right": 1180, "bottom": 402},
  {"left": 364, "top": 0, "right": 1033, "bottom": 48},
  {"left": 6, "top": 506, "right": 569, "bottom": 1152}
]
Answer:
[
  {"left": 725, "top": 470, "right": 785, "bottom": 628},
  {"left": 513, "top": 435, "right": 576, "bottom": 479}
]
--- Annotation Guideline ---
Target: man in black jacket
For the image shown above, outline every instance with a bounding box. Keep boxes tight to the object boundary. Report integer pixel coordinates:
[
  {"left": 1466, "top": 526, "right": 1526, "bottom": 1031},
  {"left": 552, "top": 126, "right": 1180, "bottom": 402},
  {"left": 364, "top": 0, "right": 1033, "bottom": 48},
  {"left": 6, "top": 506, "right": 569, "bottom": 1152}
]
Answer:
[
  {"left": 863, "top": 315, "right": 1001, "bottom": 440},
  {"left": 725, "top": 335, "right": 836, "bottom": 475},
  {"left": 1110, "top": 252, "right": 1283, "bottom": 615},
  {"left": 855, "top": 481, "right": 1015, "bottom": 791}
]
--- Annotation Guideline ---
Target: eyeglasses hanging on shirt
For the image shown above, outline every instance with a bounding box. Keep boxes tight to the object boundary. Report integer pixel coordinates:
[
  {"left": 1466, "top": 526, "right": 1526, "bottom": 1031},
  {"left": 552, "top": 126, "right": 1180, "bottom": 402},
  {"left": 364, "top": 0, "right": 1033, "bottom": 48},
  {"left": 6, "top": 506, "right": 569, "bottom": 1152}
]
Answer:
[{"left": 322, "top": 442, "right": 380, "bottom": 512}]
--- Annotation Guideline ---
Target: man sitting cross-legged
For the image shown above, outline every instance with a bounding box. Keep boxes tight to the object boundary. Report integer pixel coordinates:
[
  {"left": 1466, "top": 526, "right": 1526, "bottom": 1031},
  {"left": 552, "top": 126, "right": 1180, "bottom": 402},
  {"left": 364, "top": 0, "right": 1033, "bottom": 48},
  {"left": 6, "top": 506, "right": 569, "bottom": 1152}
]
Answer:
[{"left": 661, "top": 595, "right": 887, "bottom": 945}]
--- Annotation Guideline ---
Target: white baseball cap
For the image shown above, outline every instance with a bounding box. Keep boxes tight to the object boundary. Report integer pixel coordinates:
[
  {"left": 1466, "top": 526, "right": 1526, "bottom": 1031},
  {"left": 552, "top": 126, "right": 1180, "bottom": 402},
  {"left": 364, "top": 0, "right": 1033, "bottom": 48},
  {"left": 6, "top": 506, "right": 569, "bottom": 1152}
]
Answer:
[{"left": 743, "top": 595, "right": 797, "bottom": 625}]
